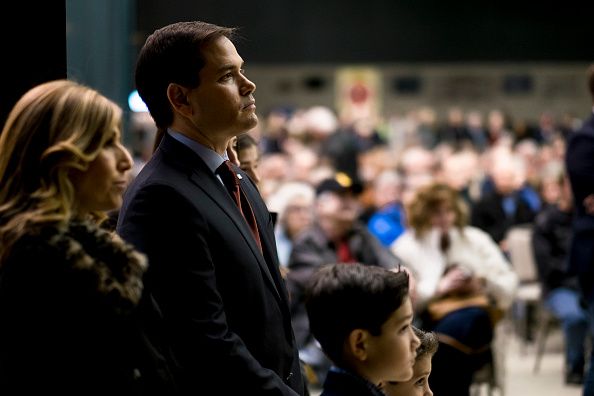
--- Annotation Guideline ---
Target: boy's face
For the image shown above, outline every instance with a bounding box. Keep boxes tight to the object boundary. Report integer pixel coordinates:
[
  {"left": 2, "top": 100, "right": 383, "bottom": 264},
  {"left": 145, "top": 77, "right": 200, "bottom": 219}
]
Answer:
[
  {"left": 365, "top": 297, "right": 420, "bottom": 383},
  {"left": 383, "top": 355, "right": 433, "bottom": 396}
]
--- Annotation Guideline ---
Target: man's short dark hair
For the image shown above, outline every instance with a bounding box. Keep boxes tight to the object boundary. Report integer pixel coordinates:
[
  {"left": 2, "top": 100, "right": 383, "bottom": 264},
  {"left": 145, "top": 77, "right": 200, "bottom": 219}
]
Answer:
[
  {"left": 135, "top": 21, "right": 236, "bottom": 130},
  {"left": 305, "top": 263, "right": 409, "bottom": 366}
]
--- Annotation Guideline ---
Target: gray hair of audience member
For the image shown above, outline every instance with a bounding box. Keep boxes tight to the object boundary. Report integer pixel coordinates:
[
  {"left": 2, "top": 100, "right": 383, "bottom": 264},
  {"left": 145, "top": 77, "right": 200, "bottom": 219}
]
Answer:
[
  {"left": 539, "top": 160, "right": 565, "bottom": 184},
  {"left": 266, "top": 181, "right": 315, "bottom": 221},
  {"left": 373, "top": 169, "right": 403, "bottom": 208}
]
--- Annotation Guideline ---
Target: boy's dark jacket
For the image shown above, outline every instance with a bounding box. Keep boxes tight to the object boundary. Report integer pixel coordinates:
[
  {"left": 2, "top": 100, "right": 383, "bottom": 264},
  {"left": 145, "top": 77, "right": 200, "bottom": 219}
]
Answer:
[{"left": 321, "top": 368, "right": 386, "bottom": 396}]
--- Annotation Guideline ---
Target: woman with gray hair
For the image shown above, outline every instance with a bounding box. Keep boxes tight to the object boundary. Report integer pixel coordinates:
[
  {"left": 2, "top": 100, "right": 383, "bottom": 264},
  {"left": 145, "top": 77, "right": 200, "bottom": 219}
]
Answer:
[{"left": 267, "top": 181, "right": 316, "bottom": 267}]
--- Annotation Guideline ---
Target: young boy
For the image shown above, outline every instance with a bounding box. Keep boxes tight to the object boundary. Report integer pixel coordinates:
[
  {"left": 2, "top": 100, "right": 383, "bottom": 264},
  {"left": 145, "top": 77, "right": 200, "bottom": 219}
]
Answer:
[
  {"left": 305, "top": 263, "right": 420, "bottom": 396},
  {"left": 383, "top": 327, "right": 439, "bottom": 396}
]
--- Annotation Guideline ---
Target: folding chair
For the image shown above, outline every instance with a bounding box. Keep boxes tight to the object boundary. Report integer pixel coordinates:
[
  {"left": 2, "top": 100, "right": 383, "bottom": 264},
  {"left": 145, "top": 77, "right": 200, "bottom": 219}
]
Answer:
[{"left": 505, "top": 225, "right": 542, "bottom": 346}]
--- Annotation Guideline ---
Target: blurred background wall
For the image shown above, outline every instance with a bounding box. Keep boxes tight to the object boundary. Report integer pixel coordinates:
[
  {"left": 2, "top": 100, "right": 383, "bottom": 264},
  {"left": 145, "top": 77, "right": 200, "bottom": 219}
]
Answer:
[
  {"left": 1, "top": 0, "right": 66, "bottom": 126},
  {"left": 4, "top": 1, "right": 590, "bottom": 134},
  {"left": 134, "top": 0, "right": 594, "bottom": 122}
]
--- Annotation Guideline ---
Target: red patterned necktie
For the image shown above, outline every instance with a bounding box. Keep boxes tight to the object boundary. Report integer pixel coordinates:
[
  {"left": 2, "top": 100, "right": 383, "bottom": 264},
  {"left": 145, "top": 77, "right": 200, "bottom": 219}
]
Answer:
[{"left": 217, "top": 160, "right": 262, "bottom": 251}]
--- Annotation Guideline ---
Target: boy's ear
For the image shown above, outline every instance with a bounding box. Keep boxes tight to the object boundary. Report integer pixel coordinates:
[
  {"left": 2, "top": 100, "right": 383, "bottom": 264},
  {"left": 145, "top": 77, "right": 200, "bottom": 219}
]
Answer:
[
  {"left": 166, "top": 83, "right": 194, "bottom": 118},
  {"left": 346, "top": 329, "right": 370, "bottom": 362}
]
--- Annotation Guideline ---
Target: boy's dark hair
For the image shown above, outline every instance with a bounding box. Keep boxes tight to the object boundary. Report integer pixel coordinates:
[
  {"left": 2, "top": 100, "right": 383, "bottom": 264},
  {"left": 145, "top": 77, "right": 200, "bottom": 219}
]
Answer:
[
  {"left": 305, "top": 263, "right": 410, "bottom": 366},
  {"left": 413, "top": 327, "right": 439, "bottom": 359}
]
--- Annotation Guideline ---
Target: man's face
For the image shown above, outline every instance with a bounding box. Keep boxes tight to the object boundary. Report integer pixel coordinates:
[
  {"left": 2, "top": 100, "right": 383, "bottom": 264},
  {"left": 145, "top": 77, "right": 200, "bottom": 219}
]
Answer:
[
  {"left": 187, "top": 36, "right": 258, "bottom": 141},
  {"left": 492, "top": 168, "right": 517, "bottom": 195},
  {"left": 316, "top": 192, "right": 360, "bottom": 240}
]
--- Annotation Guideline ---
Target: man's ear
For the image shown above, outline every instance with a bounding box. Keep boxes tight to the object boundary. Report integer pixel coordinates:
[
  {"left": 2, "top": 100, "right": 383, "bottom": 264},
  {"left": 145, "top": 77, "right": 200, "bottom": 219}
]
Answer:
[
  {"left": 346, "top": 329, "right": 369, "bottom": 362},
  {"left": 166, "top": 83, "right": 193, "bottom": 118}
]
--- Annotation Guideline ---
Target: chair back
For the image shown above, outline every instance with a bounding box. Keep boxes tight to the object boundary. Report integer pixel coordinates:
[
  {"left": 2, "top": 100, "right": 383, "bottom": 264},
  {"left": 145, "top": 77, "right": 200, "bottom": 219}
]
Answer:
[{"left": 506, "top": 225, "right": 538, "bottom": 283}]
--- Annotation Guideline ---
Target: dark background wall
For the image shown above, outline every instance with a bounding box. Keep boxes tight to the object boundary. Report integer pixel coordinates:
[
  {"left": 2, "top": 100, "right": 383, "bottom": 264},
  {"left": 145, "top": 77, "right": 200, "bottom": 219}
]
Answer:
[
  {"left": 1, "top": 0, "right": 66, "bottom": 126},
  {"left": 67, "top": 0, "right": 136, "bottom": 138},
  {"left": 136, "top": 0, "right": 594, "bottom": 63}
]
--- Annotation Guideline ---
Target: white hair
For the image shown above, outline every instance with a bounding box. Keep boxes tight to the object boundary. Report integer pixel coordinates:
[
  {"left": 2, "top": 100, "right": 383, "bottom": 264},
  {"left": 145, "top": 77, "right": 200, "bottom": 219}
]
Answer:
[{"left": 266, "top": 181, "right": 316, "bottom": 219}]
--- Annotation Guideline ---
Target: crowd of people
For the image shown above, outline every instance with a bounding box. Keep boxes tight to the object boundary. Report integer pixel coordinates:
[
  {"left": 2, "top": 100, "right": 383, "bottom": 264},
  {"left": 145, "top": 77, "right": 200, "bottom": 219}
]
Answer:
[{"left": 0, "top": 19, "right": 593, "bottom": 396}]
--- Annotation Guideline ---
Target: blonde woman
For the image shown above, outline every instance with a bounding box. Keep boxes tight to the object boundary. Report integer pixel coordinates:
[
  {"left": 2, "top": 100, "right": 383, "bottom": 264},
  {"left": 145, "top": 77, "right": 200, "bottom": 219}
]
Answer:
[
  {"left": 0, "top": 80, "right": 147, "bottom": 393},
  {"left": 391, "top": 183, "right": 517, "bottom": 396}
]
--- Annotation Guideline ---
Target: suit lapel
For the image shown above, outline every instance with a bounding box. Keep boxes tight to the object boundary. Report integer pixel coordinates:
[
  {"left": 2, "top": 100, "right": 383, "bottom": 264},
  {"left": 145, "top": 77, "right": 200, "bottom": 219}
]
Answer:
[
  {"left": 189, "top": 170, "right": 282, "bottom": 302},
  {"left": 238, "top": 172, "right": 291, "bottom": 308},
  {"left": 153, "top": 134, "right": 284, "bottom": 306}
]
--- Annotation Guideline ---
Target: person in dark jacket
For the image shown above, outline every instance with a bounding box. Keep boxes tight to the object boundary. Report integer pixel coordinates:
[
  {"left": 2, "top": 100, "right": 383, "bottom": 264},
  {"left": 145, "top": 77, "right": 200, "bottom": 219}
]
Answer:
[
  {"left": 532, "top": 170, "right": 589, "bottom": 385},
  {"left": 0, "top": 80, "right": 146, "bottom": 395},
  {"left": 471, "top": 153, "right": 537, "bottom": 249},
  {"left": 117, "top": 21, "right": 305, "bottom": 395},
  {"left": 565, "top": 63, "right": 594, "bottom": 395}
]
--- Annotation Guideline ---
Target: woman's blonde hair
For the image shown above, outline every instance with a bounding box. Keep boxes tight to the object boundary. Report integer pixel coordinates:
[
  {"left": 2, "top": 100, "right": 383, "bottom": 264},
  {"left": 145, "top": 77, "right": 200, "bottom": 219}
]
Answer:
[
  {"left": 406, "top": 183, "right": 468, "bottom": 237},
  {"left": 0, "top": 80, "right": 122, "bottom": 262}
]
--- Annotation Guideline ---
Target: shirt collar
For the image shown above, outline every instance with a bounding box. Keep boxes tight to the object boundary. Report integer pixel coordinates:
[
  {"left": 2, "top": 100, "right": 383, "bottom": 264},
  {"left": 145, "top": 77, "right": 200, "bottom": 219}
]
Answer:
[
  {"left": 167, "top": 128, "right": 228, "bottom": 174},
  {"left": 328, "top": 366, "right": 386, "bottom": 396}
]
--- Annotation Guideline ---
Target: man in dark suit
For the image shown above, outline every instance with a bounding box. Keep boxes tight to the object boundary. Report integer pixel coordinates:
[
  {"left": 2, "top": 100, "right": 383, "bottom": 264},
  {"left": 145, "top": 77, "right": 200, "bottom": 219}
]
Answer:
[
  {"left": 471, "top": 155, "right": 537, "bottom": 249},
  {"left": 565, "top": 63, "right": 594, "bottom": 396},
  {"left": 117, "top": 21, "right": 305, "bottom": 395}
]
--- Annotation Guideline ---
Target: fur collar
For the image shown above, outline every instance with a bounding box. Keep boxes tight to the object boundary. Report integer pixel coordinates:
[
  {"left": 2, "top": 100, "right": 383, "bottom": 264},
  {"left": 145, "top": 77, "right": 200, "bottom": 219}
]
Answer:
[{"left": 34, "top": 220, "right": 147, "bottom": 313}]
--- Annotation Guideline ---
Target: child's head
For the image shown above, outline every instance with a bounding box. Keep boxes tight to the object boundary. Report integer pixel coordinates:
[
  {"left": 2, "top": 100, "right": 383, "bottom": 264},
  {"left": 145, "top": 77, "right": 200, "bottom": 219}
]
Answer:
[
  {"left": 305, "top": 263, "right": 420, "bottom": 384},
  {"left": 383, "top": 327, "right": 439, "bottom": 396}
]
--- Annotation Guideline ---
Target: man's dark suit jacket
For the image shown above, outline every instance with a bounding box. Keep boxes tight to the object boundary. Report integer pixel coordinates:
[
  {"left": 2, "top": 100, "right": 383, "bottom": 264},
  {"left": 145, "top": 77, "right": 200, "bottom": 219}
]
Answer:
[
  {"left": 470, "top": 191, "right": 536, "bottom": 244},
  {"left": 566, "top": 113, "right": 594, "bottom": 292},
  {"left": 117, "top": 133, "right": 304, "bottom": 395}
]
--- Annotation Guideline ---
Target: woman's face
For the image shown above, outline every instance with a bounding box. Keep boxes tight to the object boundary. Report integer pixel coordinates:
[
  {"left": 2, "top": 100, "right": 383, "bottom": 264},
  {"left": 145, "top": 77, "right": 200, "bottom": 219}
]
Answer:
[
  {"left": 238, "top": 144, "right": 261, "bottom": 184},
  {"left": 71, "top": 130, "right": 133, "bottom": 216},
  {"left": 283, "top": 195, "right": 313, "bottom": 239},
  {"left": 430, "top": 204, "right": 456, "bottom": 232}
]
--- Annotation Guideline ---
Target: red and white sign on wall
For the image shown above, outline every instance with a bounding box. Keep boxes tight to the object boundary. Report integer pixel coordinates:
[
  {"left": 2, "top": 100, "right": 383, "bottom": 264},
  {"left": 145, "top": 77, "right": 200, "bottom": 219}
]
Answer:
[{"left": 335, "top": 67, "right": 382, "bottom": 125}]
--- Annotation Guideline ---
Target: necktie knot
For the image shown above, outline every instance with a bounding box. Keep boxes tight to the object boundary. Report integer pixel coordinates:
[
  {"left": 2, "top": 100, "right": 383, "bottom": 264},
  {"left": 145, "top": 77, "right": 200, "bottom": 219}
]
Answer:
[
  {"left": 217, "top": 160, "right": 239, "bottom": 187},
  {"left": 216, "top": 160, "right": 262, "bottom": 252}
]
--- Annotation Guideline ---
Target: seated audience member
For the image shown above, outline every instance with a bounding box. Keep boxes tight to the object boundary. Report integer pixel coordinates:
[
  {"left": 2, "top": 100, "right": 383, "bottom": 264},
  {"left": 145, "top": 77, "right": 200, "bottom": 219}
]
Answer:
[
  {"left": 436, "top": 107, "right": 472, "bottom": 150},
  {"left": 485, "top": 109, "right": 513, "bottom": 148},
  {"left": 538, "top": 161, "right": 565, "bottom": 207},
  {"left": 383, "top": 327, "right": 439, "bottom": 396},
  {"left": 439, "top": 149, "right": 481, "bottom": 207},
  {"left": 287, "top": 175, "right": 402, "bottom": 386},
  {"left": 532, "top": 169, "right": 589, "bottom": 385},
  {"left": 305, "top": 263, "right": 420, "bottom": 396},
  {"left": 392, "top": 183, "right": 517, "bottom": 396},
  {"left": 266, "top": 181, "right": 316, "bottom": 267},
  {"left": 366, "top": 170, "right": 407, "bottom": 247},
  {"left": 471, "top": 153, "right": 537, "bottom": 250}
]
